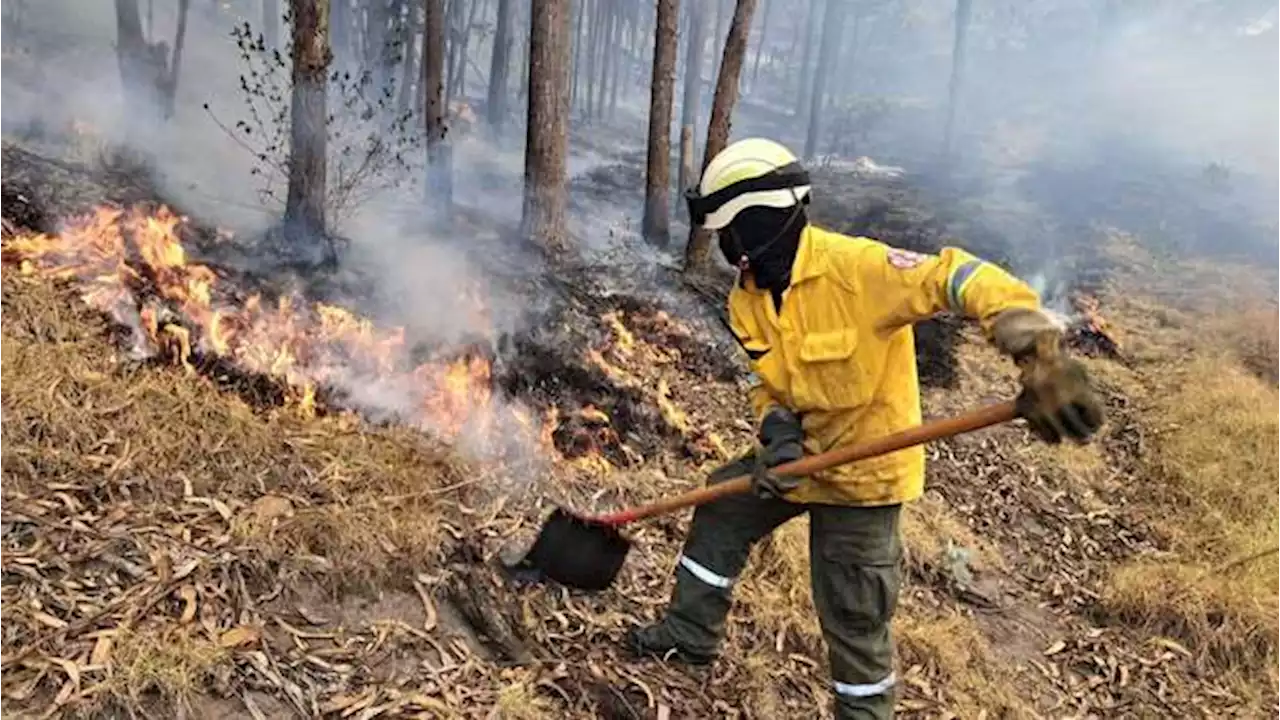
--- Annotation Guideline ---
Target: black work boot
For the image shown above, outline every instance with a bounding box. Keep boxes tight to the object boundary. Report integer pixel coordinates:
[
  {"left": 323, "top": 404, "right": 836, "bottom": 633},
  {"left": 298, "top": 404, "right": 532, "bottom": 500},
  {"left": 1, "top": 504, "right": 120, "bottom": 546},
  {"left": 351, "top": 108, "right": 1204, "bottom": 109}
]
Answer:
[{"left": 625, "top": 622, "right": 715, "bottom": 665}]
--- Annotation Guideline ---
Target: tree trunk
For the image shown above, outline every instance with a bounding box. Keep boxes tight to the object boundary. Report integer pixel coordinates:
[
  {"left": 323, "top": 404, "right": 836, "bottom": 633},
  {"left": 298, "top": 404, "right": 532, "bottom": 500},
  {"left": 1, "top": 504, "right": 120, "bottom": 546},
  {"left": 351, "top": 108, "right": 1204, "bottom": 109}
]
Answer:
[
  {"left": 452, "top": 0, "right": 480, "bottom": 100},
  {"left": 749, "top": 0, "right": 768, "bottom": 89},
  {"left": 802, "top": 0, "right": 841, "bottom": 160},
  {"left": 942, "top": 0, "right": 972, "bottom": 161},
  {"left": 794, "top": 0, "right": 819, "bottom": 113},
  {"left": 284, "top": 0, "right": 331, "bottom": 247},
  {"left": 608, "top": 1, "right": 621, "bottom": 118},
  {"left": 161, "top": 0, "right": 192, "bottom": 119},
  {"left": 398, "top": 3, "right": 420, "bottom": 114},
  {"left": 445, "top": 0, "right": 460, "bottom": 107},
  {"left": 487, "top": 0, "right": 512, "bottom": 131},
  {"left": 594, "top": 0, "right": 611, "bottom": 120},
  {"left": 570, "top": 0, "right": 585, "bottom": 111},
  {"left": 264, "top": 0, "right": 280, "bottom": 48},
  {"left": 521, "top": 0, "right": 572, "bottom": 253},
  {"left": 586, "top": 0, "right": 600, "bottom": 118},
  {"left": 114, "top": 0, "right": 161, "bottom": 122},
  {"left": 678, "top": 0, "right": 705, "bottom": 184},
  {"left": 642, "top": 0, "right": 678, "bottom": 246},
  {"left": 684, "top": 0, "right": 756, "bottom": 274},
  {"left": 678, "top": 124, "right": 693, "bottom": 197},
  {"left": 423, "top": 0, "right": 452, "bottom": 215}
]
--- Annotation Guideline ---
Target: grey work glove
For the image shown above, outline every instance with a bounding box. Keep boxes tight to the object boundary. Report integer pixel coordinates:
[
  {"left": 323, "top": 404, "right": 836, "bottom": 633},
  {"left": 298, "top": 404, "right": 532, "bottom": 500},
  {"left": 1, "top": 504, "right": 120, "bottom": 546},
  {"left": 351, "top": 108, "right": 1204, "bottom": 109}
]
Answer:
[
  {"left": 750, "top": 406, "right": 805, "bottom": 498},
  {"left": 991, "top": 308, "right": 1105, "bottom": 444}
]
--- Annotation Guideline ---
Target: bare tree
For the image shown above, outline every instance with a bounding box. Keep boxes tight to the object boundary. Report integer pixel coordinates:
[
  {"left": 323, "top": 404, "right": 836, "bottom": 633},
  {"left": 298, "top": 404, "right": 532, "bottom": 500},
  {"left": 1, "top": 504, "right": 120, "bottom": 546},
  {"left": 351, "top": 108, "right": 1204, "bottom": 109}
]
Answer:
[
  {"left": 161, "top": 0, "right": 191, "bottom": 118},
  {"left": 794, "top": 0, "right": 820, "bottom": 113},
  {"left": 684, "top": 0, "right": 757, "bottom": 274},
  {"left": 643, "top": 0, "right": 679, "bottom": 246},
  {"left": 423, "top": 0, "right": 452, "bottom": 215},
  {"left": 678, "top": 0, "right": 706, "bottom": 192},
  {"left": 802, "top": 0, "right": 842, "bottom": 159},
  {"left": 113, "top": 0, "right": 160, "bottom": 117},
  {"left": 487, "top": 0, "right": 513, "bottom": 131},
  {"left": 594, "top": 0, "right": 613, "bottom": 120},
  {"left": 943, "top": 0, "right": 973, "bottom": 161},
  {"left": 114, "top": 0, "right": 189, "bottom": 123},
  {"left": 521, "top": 0, "right": 573, "bottom": 253},
  {"left": 709, "top": 0, "right": 726, "bottom": 83},
  {"left": 749, "top": 0, "right": 769, "bottom": 88},
  {"left": 284, "top": 0, "right": 332, "bottom": 244},
  {"left": 398, "top": 3, "right": 420, "bottom": 113},
  {"left": 570, "top": 0, "right": 585, "bottom": 110}
]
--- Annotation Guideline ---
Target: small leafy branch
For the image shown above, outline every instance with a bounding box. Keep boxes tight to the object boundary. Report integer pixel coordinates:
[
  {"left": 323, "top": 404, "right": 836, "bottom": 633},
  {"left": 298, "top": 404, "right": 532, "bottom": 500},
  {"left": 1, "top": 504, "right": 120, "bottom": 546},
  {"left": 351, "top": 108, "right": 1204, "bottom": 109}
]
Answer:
[{"left": 206, "top": 16, "right": 424, "bottom": 224}]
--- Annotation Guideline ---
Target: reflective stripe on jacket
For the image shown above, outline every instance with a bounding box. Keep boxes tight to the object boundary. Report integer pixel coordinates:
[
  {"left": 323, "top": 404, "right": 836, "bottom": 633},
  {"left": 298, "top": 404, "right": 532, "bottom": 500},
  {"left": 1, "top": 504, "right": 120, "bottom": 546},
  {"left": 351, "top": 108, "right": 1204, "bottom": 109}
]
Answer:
[{"left": 727, "top": 225, "right": 1041, "bottom": 506}]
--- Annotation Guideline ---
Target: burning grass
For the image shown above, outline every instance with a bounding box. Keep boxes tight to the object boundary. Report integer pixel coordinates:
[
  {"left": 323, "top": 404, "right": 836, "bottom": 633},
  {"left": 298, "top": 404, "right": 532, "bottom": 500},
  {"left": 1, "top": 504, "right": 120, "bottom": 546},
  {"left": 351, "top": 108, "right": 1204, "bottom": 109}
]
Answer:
[{"left": 2, "top": 204, "right": 551, "bottom": 462}]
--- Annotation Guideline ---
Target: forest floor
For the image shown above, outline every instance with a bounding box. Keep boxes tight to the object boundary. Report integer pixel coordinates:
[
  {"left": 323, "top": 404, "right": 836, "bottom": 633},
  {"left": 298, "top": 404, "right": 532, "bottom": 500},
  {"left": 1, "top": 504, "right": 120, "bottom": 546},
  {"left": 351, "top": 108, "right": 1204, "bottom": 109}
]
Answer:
[{"left": 1, "top": 121, "right": 1278, "bottom": 720}]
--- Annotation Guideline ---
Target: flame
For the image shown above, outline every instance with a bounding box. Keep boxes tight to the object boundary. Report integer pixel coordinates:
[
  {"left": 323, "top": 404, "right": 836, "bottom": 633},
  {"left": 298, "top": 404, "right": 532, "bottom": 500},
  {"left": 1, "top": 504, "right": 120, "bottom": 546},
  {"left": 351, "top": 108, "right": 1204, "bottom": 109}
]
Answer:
[
  {"left": 2, "top": 205, "right": 555, "bottom": 455},
  {"left": 1073, "top": 295, "right": 1110, "bottom": 334}
]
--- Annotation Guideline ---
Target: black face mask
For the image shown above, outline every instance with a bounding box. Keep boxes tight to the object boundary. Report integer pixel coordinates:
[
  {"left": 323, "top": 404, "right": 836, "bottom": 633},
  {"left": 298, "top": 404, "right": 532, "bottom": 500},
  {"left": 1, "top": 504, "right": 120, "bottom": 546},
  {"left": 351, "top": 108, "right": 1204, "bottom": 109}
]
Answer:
[{"left": 720, "top": 204, "right": 807, "bottom": 294}]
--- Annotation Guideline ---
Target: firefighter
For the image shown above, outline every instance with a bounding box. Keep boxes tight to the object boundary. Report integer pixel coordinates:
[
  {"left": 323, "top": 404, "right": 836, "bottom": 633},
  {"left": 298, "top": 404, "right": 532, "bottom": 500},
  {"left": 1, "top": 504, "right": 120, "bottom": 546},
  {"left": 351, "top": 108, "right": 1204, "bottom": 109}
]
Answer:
[{"left": 627, "top": 138, "right": 1104, "bottom": 719}]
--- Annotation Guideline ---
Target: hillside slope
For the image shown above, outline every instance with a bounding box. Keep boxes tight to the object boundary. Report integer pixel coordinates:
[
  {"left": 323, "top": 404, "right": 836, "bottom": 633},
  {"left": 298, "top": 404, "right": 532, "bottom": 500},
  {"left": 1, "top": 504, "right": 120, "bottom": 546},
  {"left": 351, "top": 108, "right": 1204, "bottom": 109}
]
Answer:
[{"left": 2, "top": 152, "right": 1276, "bottom": 719}]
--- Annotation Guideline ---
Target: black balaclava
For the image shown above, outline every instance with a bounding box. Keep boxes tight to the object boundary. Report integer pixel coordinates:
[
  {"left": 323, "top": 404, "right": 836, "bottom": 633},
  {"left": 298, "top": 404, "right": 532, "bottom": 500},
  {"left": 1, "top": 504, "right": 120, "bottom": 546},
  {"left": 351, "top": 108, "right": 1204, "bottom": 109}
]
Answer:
[{"left": 720, "top": 203, "right": 808, "bottom": 309}]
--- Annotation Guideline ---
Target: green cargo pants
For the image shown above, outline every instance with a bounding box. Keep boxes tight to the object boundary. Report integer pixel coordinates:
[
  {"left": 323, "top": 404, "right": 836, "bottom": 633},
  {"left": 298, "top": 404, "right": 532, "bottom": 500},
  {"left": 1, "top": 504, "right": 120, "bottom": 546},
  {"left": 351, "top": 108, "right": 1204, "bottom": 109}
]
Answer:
[{"left": 659, "top": 464, "right": 902, "bottom": 719}]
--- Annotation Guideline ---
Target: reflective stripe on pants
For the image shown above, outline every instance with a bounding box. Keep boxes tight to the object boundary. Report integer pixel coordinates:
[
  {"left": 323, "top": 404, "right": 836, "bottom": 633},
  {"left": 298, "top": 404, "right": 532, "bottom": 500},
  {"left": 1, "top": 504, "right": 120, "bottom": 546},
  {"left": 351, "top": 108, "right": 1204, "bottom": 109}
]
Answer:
[
  {"left": 834, "top": 672, "right": 896, "bottom": 698},
  {"left": 678, "top": 554, "right": 735, "bottom": 589}
]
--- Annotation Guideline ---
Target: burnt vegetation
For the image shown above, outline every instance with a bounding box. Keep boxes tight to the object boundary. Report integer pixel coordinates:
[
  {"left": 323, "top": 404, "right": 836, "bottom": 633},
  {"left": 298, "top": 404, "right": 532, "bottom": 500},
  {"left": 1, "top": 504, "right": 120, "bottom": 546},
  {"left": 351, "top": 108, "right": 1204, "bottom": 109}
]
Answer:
[{"left": 1, "top": 0, "right": 1277, "bottom": 717}]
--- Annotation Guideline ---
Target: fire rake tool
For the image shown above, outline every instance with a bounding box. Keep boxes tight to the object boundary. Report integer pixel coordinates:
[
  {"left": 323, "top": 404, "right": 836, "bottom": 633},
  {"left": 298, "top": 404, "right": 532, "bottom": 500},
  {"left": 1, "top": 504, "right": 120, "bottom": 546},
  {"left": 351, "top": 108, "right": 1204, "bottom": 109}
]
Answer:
[{"left": 513, "top": 399, "right": 1019, "bottom": 592}]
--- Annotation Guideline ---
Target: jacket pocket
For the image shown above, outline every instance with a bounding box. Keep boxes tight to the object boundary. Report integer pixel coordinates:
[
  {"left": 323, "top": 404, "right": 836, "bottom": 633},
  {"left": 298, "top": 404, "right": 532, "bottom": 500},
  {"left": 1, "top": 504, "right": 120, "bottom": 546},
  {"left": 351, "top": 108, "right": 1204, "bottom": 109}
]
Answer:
[{"left": 793, "top": 329, "right": 868, "bottom": 410}]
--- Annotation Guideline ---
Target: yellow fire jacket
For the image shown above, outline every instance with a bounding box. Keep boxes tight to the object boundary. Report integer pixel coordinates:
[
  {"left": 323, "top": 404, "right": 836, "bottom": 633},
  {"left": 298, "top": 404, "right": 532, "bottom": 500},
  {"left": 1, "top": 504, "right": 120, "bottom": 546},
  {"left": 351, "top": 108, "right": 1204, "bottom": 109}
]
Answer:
[{"left": 727, "top": 225, "right": 1041, "bottom": 506}]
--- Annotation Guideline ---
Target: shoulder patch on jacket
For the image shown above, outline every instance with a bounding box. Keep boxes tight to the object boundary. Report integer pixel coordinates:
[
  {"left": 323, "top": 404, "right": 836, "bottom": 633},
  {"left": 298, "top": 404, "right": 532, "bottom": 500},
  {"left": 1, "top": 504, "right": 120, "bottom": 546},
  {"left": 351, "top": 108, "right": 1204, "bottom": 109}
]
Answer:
[{"left": 886, "top": 247, "right": 928, "bottom": 269}]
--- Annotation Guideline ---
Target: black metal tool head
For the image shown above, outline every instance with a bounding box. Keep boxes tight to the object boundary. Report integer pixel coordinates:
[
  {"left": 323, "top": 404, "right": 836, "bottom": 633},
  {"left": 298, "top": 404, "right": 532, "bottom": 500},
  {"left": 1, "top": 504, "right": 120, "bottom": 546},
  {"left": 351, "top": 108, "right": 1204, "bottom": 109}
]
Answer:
[{"left": 516, "top": 508, "right": 632, "bottom": 592}]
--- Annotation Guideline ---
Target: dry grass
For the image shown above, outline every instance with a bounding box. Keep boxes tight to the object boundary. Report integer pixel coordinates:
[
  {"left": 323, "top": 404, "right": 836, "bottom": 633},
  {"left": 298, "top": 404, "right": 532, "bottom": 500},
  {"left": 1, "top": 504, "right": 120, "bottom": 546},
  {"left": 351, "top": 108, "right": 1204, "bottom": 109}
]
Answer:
[
  {"left": 1, "top": 276, "right": 468, "bottom": 597},
  {"left": 1216, "top": 306, "right": 1279, "bottom": 384},
  {"left": 1101, "top": 357, "right": 1279, "bottom": 678},
  {"left": 901, "top": 491, "right": 1003, "bottom": 575},
  {"left": 490, "top": 672, "right": 557, "bottom": 719},
  {"left": 1076, "top": 239, "right": 1280, "bottom": 703},
  {"left": 101, "top": 628, "right": 228, "bottom": 712},
  {"left": 1, "top": 275, "right": 478, "bottom": 710},
  {"left": 896, "top": 611, "right": 1036, "bottom": 717}
]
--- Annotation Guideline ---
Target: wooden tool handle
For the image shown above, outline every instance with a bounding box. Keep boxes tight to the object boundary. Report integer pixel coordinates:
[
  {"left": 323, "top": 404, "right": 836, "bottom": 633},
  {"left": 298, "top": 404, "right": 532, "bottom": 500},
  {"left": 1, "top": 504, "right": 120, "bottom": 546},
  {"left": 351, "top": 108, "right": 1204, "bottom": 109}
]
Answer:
[{"left": 595, "top": 400, "right": 1018, "bottom": 526}]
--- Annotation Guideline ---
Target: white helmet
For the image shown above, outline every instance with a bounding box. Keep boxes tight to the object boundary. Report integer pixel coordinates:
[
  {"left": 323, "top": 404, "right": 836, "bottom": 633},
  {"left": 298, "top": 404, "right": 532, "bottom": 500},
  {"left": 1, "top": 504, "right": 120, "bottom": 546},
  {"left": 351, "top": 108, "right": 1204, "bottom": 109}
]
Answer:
[{"left": 686, "top": 138, "right": 812, "bottom": 231}]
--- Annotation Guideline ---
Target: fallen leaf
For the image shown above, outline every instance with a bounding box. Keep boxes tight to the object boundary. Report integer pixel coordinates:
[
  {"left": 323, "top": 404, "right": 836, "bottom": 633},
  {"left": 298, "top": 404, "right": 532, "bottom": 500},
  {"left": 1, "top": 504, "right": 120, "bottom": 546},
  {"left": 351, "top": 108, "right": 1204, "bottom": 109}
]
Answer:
[
  {"left": 250, "top": 495, "right": 294, "bottom": 523},
  {"left": 31, "top": 611, "right": 68, "bottom": 629},
  {"left": 90, "top": 635, "right": 114, "bottom": 666},
  {"left": 50, "top": 658, "right": 81, "bottom": 692},
  {"left": 210, "top": 498, "right": 233, "bottom": 521},
  {"left": 219, "top": 625, "right": 261, "bottom": 649},
  {"left": 1149, "top": 637, "right": 1192, "bottom": 658},
  {"left": 1044, "top": 640, "right": 1067, "bottom": 656},
  {"left": 321, "top": 689, "right": 377, "bottom": 716},
  {"left": 178, "top": 584, "right": 198, "bottom": 624}
]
